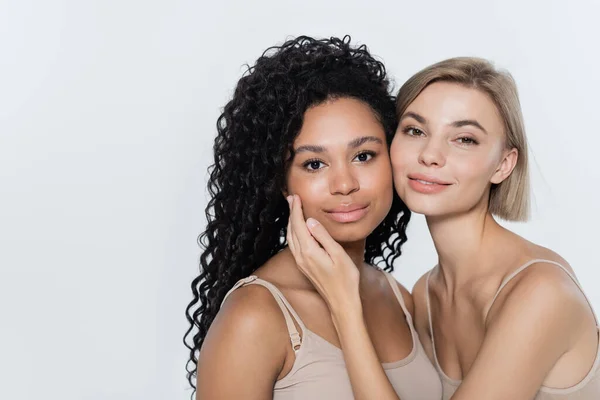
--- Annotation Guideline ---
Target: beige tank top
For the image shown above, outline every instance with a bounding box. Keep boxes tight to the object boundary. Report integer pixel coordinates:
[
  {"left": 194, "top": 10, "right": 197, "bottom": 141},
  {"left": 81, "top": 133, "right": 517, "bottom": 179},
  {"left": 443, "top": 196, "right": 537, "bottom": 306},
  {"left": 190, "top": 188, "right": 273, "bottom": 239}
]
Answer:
[
  {"left": 223, "top": 272, "right": 442, "bottom": 399},
  {"left": 425, "top": 259, "right": 600, "bottom": 400}
]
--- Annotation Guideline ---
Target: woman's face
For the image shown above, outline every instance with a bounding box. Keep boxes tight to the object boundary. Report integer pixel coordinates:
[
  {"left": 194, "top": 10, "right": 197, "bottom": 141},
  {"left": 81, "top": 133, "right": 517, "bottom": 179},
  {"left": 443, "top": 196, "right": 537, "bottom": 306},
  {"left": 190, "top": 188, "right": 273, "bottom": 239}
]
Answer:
[
  {"left": 286, "top": 97, "right": 393, "bottom": 244},
  {"left": 390, "top": 82, "right": 517, "bottom": 218}
]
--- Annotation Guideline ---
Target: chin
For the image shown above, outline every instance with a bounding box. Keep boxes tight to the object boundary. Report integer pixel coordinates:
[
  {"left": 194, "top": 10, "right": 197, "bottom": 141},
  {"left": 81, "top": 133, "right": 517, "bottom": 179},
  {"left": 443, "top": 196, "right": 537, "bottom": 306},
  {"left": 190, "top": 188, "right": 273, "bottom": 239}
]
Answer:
[
  {"left": 408, "top": 207, "right": 445, "bottom": 217},
  {"left": 408, "top": 200, "right": 481, "bottom": 219},
  {"left": 322, "top": 223, "right": 376, "bottom": 244},
  {"left": 402, "top": 196, "right": 450, "bottom": 217}
]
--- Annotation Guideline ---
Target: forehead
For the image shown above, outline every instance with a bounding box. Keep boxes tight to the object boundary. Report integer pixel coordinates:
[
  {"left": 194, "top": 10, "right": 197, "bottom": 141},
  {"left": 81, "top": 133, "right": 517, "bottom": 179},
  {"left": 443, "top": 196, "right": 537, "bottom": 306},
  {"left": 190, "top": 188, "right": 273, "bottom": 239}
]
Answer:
[
  {"left": 295, "top": 97, "right": 386, "bottom": 145},
  {"left": 406, "top": 82, "right": 504, "bottom": 132}
]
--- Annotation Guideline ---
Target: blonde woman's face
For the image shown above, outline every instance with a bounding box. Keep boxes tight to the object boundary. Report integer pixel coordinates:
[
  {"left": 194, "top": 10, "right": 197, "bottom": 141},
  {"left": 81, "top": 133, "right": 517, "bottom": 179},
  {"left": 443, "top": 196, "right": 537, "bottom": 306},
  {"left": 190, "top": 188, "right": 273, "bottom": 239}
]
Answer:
[{"left": 390, "top": 82, "right": 516, "bottom": 218}]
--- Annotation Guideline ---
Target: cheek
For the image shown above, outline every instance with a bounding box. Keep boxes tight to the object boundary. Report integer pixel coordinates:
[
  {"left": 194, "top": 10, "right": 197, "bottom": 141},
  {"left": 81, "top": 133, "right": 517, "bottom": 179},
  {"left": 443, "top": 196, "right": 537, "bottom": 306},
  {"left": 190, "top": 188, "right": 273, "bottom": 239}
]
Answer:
[
  {"left": 452, "top": 153, "right": 498, "bottom": 190},
  {"left": 367, "top": 152, "right": 393, "bottom": 182},
  {"left": 286, "top": 171, "right": 329, "bottom": 216},
  {"left": 390, "top": 137, "right": 411, "bottom": 172},
  {"left": 358, "top": 158, "right": 394, "bottom": 211},
  {"left": 390, "top": 138, "right": 414, "bottom": 198}
]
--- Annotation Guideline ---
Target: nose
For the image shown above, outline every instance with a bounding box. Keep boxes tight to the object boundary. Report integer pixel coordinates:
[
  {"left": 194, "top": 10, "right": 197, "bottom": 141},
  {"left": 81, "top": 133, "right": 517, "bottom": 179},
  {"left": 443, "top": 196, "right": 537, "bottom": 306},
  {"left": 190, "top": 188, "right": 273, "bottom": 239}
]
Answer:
[
  {"left": 418, "top": 137, "right": 446, "bottom": 168},
  {"left": 329, "top": 164, "right": 359, "bottom": 196}
]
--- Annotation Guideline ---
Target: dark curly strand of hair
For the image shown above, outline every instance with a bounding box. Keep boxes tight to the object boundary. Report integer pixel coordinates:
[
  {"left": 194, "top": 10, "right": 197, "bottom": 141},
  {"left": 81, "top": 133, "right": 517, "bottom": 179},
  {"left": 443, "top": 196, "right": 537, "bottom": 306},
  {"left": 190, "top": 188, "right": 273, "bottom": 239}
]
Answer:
[{"left": 184, "top": 35, "right": 411, "bottom": 392}]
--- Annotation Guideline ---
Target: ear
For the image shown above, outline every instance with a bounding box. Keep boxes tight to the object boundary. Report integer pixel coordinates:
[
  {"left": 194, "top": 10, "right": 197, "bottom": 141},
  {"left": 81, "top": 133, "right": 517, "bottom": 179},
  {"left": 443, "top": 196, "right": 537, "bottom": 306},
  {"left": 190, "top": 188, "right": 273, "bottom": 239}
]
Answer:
[{"left": 491, "top": 147, "right": 518, "bottom": 184}]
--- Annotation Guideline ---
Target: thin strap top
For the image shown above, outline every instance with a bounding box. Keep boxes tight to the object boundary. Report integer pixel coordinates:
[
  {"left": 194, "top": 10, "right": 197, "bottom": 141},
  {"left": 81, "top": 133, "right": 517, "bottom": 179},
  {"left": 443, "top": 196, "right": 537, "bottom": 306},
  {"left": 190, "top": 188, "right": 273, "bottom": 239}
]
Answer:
[
  {"left": 425, "top": 259, "right": 600, "bottom": 400},
  {"left": 222, "top": 272, "right": 442, "bottom": 399},
  {"left": 222, "top": 275, "right": 303, "bottom": 351}
]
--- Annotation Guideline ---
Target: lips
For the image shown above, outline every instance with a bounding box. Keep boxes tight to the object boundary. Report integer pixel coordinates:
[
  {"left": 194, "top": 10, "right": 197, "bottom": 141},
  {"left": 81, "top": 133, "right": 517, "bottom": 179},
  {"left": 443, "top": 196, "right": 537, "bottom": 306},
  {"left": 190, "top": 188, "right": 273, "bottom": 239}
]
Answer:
[
  {"left": 407, "top": 173, "right": 452, "bottom": 194},
  {"left": 326, "top": 204, "right": 369, "bottom": 213},
  {"left": 324, "top": 204, "right": 370, "bottom": 223},
  {"left": 407, "top": 173, "right": 452, "bottom": 185}
]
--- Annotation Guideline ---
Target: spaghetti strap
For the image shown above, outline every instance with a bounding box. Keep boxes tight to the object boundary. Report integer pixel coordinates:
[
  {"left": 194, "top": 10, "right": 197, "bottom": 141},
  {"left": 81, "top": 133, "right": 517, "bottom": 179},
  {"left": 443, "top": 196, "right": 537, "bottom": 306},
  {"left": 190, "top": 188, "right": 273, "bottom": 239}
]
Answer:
[
  {"left": 222, "top": 275, "right": 304, "bottom": 351},
  {"left": 486, "top": 259, "right": 599, "bottom": 325},
  {"left": 383, "top": 271, "right": 414, "bottom": 325},
  {"left": 425, "top": 268, "right": 443, "bottom": 368}
]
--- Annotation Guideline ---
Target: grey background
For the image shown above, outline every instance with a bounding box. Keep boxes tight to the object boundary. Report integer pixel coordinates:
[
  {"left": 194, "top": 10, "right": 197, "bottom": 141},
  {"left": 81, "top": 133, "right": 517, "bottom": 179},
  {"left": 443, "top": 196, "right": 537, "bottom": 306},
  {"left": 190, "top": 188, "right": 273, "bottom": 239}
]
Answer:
[{"left": 1, "top": 0, "right": 598, "bottom": 399}]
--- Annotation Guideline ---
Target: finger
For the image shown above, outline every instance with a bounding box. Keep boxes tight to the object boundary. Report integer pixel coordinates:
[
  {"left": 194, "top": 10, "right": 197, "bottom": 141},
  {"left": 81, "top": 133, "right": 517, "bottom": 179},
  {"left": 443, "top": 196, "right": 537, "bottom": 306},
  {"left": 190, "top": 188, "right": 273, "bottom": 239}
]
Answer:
[
  {"left": 289, "top": 195, "right": 329, "bottom": 271},
  {"left": 286, "top": 196, "right": 297, "bottom": 254},
  {"left": 306, "top": 218, "right": 344, "bottom": 258},
  {"left": 286, "top": 215, "right": 295, "bottom": 254},
  {"left": 290, "top": 196, "right": 331, "bottom": 274},
  {"left": 290, "top": 195, "right": 315, "bottom": 253},
  {"left": 288, "top": 196, "right": 301, "bottom": 256}
]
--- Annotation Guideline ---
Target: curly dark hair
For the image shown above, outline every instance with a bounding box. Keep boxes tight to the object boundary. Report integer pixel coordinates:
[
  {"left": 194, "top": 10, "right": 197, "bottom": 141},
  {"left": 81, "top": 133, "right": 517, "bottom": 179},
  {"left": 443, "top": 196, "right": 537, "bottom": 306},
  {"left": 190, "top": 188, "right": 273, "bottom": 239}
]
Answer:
[{"left": 184, "top": 35, "right": 411, "bottom": 392}]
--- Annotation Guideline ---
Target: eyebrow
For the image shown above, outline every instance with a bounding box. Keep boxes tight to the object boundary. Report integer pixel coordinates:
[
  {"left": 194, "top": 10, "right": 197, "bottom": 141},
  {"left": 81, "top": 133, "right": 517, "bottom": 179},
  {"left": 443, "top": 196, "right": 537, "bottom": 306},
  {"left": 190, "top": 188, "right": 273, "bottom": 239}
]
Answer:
[
  {"left": 451, "top": 119, "right": 488, "bottom": 134},
  {"left": 294, "top": 135, "right": 383, "bottom": 154},
  {"left": 348, "top": 135, "right": 383, "bottom": 148},
  {"left": 400, "top": 112, "right": 488, "bottom": 134},
  {"left": 294, "top": 144, "right": 326, "bottom": 154},
  {"left": 400, "top": 111, "right": 426, "bottom": 124}
]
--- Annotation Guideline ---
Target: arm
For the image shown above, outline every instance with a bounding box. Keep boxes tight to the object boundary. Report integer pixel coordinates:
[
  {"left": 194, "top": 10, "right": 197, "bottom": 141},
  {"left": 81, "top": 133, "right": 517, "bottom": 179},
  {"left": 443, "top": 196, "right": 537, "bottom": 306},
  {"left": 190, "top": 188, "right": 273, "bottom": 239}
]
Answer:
[
  {"left": 331, "top": 278, "right": 413, "bottom": 400},
  {"left": 451, "top": 266, "right": 586, "bottom": 400},
  {"left": 331, "top": 305, "right": 401, "bottom": 400},
  {"left": 196, "top": 286, "right": 290, "bottom": 400},
  {"left": 286, "top": 194, "right": 400, "bottom": 400}
]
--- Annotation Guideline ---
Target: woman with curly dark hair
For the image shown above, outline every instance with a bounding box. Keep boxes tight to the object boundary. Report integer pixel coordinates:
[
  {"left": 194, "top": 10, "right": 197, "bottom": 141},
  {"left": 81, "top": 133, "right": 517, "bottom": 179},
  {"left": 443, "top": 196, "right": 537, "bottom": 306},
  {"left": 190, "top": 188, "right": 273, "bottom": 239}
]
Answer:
[
  {"left": 287, "top": 56, "right": 600, "bottom": 400},
  {"left": 184, "top": 36, "right": 442, "bottom": 399}
]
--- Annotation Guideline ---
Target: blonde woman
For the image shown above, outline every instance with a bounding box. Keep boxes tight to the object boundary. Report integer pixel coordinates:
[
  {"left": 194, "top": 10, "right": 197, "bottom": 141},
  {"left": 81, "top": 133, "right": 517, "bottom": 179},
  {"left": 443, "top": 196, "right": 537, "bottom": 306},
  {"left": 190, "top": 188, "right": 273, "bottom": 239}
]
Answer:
[{"left": 286, "top": 57, "right": 600, "bottom": 399}]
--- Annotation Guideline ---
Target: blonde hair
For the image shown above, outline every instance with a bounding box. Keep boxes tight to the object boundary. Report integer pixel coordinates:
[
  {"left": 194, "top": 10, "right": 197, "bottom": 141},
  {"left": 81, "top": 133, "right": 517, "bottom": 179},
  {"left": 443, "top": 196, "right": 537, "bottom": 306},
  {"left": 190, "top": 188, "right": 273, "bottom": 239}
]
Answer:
[{"left": 396, "top": 57, "right": 530, "bottom": 221}]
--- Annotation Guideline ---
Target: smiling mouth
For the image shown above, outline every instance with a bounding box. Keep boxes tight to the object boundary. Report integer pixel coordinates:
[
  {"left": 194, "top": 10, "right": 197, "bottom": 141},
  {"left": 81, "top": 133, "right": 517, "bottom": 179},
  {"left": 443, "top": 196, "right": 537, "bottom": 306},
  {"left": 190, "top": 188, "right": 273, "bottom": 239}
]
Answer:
[
  {"left": 407, "top": 177, "right": 452, "bottom": 194},
  {"left": 324, "top": 205, "right": 370, "bottom": 223},
  {"left": 411, "top": 178, "right": 450, "bottom": 185}
]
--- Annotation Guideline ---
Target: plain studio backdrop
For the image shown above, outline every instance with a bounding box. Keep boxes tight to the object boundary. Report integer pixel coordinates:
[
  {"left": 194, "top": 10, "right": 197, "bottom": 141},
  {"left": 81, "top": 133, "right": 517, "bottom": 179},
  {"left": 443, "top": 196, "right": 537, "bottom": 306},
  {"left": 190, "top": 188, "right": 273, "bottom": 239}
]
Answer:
[{"left": 1, "top": 0, "right": 599, "bottom": 399}]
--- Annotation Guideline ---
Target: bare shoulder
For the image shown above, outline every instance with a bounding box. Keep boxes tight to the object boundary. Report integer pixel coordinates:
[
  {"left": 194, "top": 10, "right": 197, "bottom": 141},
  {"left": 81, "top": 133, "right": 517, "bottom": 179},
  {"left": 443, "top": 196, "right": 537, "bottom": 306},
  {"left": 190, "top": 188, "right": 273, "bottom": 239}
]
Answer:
[
  {"left": 536, "top": 247, "right": 576, "bottom": 276},
  {"left": 197, "top": 283, "right": 290, "bottom": 397},
  {"left": 513, "top": 235, "right": 575, "bottom": 275},
  {"left": 455, "top": 256, "right": 593, "bottom": 399},
  {"left": 225, "top": 282, "right": 284, "bottom": 318},
  {"left": 206, "top": 283, "right": 291, "bottom": 354},
  {"left": 489, "top": 236, "right": 583, "bottom": 315},
  {"left": 487, "top": 258, "right": 591, "bottom": 338}
]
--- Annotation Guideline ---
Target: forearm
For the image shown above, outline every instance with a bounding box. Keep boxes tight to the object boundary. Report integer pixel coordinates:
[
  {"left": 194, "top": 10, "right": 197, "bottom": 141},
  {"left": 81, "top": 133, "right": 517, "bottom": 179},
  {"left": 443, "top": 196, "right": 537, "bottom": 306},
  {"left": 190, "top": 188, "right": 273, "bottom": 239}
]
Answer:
[{"left": 331, "top": 305, "right": 401, "bottom": 400}]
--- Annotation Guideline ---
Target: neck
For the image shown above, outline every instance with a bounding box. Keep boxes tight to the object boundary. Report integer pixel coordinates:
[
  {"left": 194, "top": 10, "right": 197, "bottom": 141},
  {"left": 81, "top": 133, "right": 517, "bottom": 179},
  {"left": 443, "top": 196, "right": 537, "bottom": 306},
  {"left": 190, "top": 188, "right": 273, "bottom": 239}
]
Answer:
[
  {"left": 340, "top": 239, "right": 367, "bottom": 274},
  {"left": 283, "top": 238, "right": 368, "bottom": 289},
  {"left": 426, "top": 208, "right": 507, "bottom": 289}
]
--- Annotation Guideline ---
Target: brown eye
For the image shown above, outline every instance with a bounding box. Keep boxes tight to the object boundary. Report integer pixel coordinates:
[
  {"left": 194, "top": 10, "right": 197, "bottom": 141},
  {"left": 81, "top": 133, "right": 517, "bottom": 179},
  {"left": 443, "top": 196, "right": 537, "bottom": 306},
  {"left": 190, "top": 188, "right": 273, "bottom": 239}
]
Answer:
[
  {"left": 354, "top": 152, "right": 374, "bottom": 162},
  {"left": 457, "top": 137, "right": 478, "bottom": 145},
  {"left": 404, "top": 127, "right": 424, "bottom": 136},
  {"left": 303, "top": 160, "right": 325, "bottom": 171}
]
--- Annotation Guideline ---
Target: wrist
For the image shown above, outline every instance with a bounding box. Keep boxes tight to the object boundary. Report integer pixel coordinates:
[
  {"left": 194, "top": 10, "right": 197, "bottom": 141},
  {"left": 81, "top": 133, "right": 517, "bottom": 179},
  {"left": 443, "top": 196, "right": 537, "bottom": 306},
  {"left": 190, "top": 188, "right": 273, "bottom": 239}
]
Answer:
[{"left": 330, "top": 297, "right": 364, "bottom": 331}]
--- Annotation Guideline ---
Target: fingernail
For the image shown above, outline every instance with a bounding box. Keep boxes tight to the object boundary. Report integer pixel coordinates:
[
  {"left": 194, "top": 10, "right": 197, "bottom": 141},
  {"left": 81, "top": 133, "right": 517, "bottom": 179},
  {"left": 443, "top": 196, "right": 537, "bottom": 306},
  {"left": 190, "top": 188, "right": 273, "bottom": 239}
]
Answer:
[
  {"left": 286, "top": 196, "right": 292, "bottom": 206},
  {"left": 306, "top": 218, "right": 319, "bottom": 228}
]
